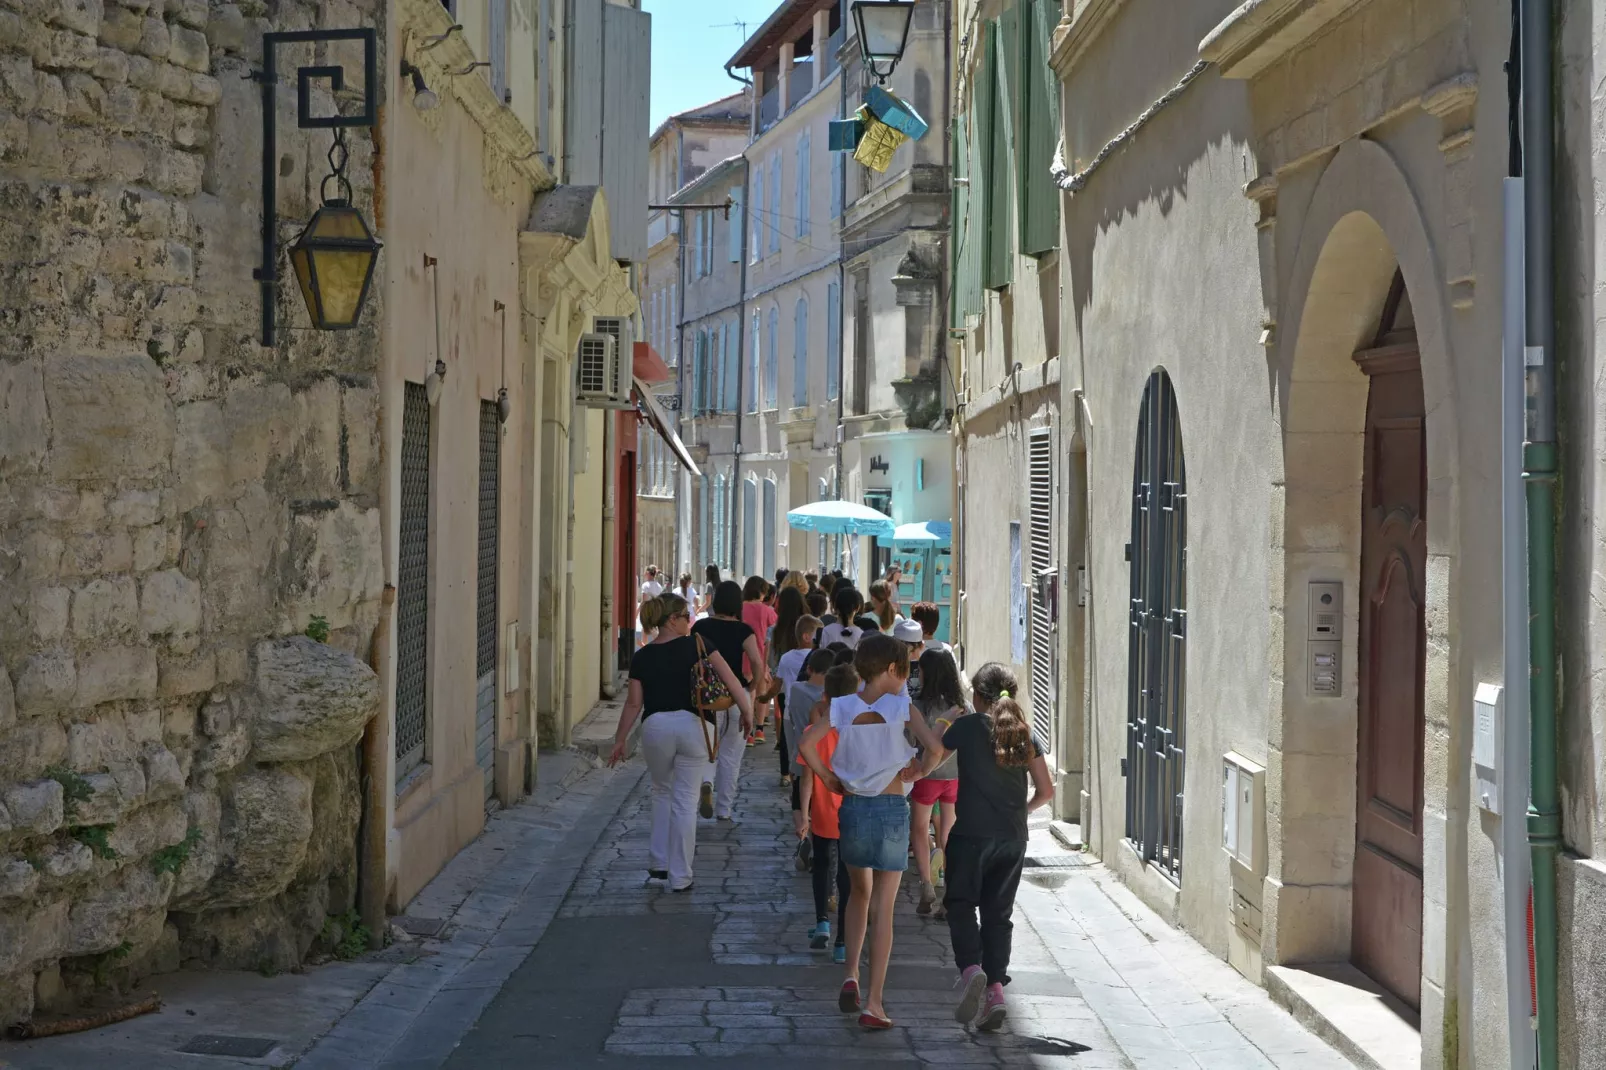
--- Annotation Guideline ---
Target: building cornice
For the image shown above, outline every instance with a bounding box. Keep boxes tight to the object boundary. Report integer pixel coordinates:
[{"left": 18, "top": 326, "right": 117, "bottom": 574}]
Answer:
[
  {"left": 399, "top": 0, "right": 555, "bottom": 190},
  {"left": 1198, "top": 0, "right": 1361, "bottom": 81},
  {"left": 1049, "top": 0, "right": 1129, "bottom": 81}
]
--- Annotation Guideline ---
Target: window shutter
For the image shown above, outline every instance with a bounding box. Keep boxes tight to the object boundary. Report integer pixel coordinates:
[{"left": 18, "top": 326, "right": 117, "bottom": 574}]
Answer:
[
  {"left": 769, "top": 156, "right": 782, "bottom": 254},
  {"left": 793, "top": 297, "right": 809, "bottom": 407},
  {"left": 968, "top": 43, "right": 992, "bottom": 306},
  {"left": 765, "top": 306, "right": 779, "bottom": 408},
  {"left": 984, "top": 15, "right": 1015, "bottom": 290},
  {"left": 742, "top": 480, "right": 757, "bottom": 575},
  {"left": 723, "top": 321, "right": 738, "bottom": 411},
  {"left": 749, "top": 310, "right": 761, "bottom": 411},
  {"left": 831, "top": 154, "right": 843, "bottom": 218},
  {"left": 826, "top": 280, "right": 841, "bottom": 399},
  {"left": 796, "top": 132, "right": 810, "bottom": 236},
  {"left": 489, "top": 0, "right": 508, "bottom": 105},
  {"left": 1020, "top": 0, "right": 1061, "bottom": 254},
  {"left": 729, "top": 185, "right": 744, "bottom": 262},
  {"left": 751, "top": 170, "right": 763, "bottom": 262}
]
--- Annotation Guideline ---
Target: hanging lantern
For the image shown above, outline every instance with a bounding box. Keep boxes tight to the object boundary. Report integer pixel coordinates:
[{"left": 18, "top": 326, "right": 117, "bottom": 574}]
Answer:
[
  {"left": 851, "top": 1, "right": 915, "bottom": 84},
  {"left": 290, "top": 127, "right": 381, "bottom": 331}
]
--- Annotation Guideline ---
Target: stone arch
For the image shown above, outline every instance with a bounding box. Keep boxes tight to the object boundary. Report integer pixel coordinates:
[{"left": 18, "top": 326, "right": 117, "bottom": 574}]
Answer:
[{"left": 1262, "top": 135, "right": 1458, "bottom": 1019}]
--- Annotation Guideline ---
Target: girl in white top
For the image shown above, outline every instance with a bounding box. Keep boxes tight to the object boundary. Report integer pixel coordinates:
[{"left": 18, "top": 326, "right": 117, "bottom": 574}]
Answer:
[
  {"left": 819, "top": 583, "right": 868, "bottom": 649},
  {"left": 798, "top": 634, "right": 943, "bottom": 1031}
]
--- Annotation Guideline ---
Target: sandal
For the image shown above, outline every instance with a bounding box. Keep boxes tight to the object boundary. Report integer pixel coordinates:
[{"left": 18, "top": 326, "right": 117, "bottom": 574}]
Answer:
[{"left": 838, "top": 979, "right": 860, "bottom": 1013}]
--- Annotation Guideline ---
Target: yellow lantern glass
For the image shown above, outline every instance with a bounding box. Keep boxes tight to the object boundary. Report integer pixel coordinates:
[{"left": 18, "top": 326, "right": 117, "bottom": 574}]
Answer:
[{"left": 289, "top": 200, "right": 381, "bottom": 330}]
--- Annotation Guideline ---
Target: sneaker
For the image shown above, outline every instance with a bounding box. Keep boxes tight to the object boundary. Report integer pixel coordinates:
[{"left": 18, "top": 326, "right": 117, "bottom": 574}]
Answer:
[
  {"left": 746, "top": 735, "right": 758, "bottom": 748},
  {"left": 931, "top": 846, "right": 945, "bottom": 886},
  {"left": 809, "top": 921, "right": 831, "bottom": 950},
  {"left": 699, "top": 782, "right": 714, "bottom": 819},
  {"left": 753, "top": 729, "right": 767, "bottom": 744},
  {"left": 795, "top": 837, "right": 812, "bottom": 873},
  {"left": 916, "top": 880, "right": 936, "bottom": 916},
  {"left": 781, "top": 773, "right": 792, "bottom": 787},
  {"left": 977, "top": 984, "right": 1007, "bottom": 1032},
  {"left": 832, "top": 944, "right": 846, "bottom": 964},
  {"left": 954, "top": 965, "right": 986, "bottom": 1025},
  {"left": 838, "top": 979, "right": 860, "bottom": 1013}
]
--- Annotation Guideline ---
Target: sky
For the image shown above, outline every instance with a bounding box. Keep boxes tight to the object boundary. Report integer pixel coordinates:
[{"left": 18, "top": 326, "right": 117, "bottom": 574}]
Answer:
[{"left": 643, "top": 0, "right": 784, "bottom": 130}]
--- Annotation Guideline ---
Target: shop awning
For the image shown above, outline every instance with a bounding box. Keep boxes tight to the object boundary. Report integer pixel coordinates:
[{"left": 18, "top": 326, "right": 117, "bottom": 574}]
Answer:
[{"left": 634, "top": 379, "right": 700, "bottom": 478}]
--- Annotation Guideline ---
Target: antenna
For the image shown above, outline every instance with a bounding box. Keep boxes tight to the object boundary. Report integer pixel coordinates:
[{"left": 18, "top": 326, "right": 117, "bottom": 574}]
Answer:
[{"left": 710, "top": 19, "right": 750, "bottom": 39}]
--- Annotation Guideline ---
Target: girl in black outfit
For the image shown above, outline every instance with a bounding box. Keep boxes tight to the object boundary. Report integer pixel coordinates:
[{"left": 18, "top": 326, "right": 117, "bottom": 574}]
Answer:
[
  {"left": 609, "top": 595, "right": 752, "bottom": 892},
  {"left": 691, "top": 582, "right": 766, "bottom": 821}
]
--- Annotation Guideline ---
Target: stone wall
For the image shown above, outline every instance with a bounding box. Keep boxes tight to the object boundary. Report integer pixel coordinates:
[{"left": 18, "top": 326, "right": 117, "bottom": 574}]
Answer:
[{"left": 0, "top": 0, "right": 385, "bottom": 1025}]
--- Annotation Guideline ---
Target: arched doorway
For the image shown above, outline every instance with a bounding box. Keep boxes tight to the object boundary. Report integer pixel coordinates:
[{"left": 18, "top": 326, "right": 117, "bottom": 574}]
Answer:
[
  {"left": 1125, "top": 368, "right": 1187, "bottom": 884},
  {"left": 1351, "top": 272, "right": 1426, "bottom": 1008}
]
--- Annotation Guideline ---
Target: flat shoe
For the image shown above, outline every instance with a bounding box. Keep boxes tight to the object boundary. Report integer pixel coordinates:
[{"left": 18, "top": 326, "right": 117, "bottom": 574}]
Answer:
[
  {"left": 670, "top": 882, "right": 695, "bottom": 893},
  {"left": 698, "top": 782, "right": 714, "bottom": 820},
  {"left": 647, "top": 869, "right": 668, "bottom": 881},
  {"left": 838, "top": 980, "right": 860, "bottom": 1013},
  {"left": 858, "top": 1011, "right": 894, "bottom": 1030}
]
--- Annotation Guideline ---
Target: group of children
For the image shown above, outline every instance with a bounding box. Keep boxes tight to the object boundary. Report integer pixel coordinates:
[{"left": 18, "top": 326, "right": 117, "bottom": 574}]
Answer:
[{"left": 769, "top": 614, "right": 1055, "bottom": 1033}]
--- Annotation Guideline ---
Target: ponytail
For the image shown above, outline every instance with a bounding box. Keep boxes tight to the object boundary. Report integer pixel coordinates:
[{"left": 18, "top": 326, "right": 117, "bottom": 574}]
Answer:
[{"left": 990, "top": 696, "right": 1033, "bottom": 768}]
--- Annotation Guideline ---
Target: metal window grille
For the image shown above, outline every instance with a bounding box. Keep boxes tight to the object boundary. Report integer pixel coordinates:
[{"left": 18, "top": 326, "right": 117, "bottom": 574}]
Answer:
[
  {"left": 1028, "top": 428, "right": 1056, "bottom": 751},
  {"left": 396, "top": 382, "right": 431, "bottom": 781},
  {"left": 475, "top": 401, "right": 500, "bottom": 801},
  {"left": 1125, "top": 369, "right": 1188, "bottom": 884}
]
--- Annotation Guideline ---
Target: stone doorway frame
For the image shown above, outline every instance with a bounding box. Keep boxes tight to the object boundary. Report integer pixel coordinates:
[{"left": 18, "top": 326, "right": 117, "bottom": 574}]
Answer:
[{"left": 1259, "top": 139, "right": 1461, "bottom": 1049}]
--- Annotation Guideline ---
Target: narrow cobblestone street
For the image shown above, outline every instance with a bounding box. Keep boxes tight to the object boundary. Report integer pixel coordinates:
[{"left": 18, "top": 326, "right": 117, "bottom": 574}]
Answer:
[{"left": 436, "top": 749, "right": 1355, "bottom": 1069}]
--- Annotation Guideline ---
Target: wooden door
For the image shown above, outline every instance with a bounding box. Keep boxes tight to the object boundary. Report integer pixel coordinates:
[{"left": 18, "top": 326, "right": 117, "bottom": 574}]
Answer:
[{"left": 1351, "top": 332, "right": 1427, "bottom": 1010}]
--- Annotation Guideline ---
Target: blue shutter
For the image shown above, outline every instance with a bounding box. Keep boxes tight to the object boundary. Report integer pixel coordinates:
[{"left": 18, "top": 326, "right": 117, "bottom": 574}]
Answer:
[
  {"left": 742, "top": 480, "right": 757, "bottom": 576},
  {"left": 748, "top": 311, "right": 760, "bottom": 411},
  {"left": 831, "top": 154, "right": 843, "bottom": 218},
  {"left": 792, "top": 296, "right": 809, "bottom": 406},
  {"left": 769, "top": 155, "right": 781, "bottom": 253},
  {"left": 796, "top": 132, "right": 810, "bottom": 236},
  {"left": 765, "top": 306, "right": 779, "bottom": 408},
  {"left": 751, "top": 170, "right": 763, "bottom": 262},
  {"left": 728, "top": 185, "right": 744, "bottom": 262},
  {"left": 723, "top": 320, "right": 738, "bottom": 411},
  {"left": 762, "top": 478, "right": 777, "bottom": 578},
  {"left": 825, "top": 280, "right": 840, "bottom": 399}
]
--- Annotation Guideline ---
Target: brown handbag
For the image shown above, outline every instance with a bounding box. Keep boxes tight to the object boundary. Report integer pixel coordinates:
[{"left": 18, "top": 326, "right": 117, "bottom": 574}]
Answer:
[{"left": 692, "top": 634, "right": 734, "bottom": 761}]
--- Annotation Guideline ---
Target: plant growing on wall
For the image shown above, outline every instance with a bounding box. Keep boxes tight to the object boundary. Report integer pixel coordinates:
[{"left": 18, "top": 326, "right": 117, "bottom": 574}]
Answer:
[
  {"left": 70, "top": 825, "right": 117, "bottom": 861},
  {"left": 45, "top": 766, "right": 94, "bottom": 819},
  {"left": 305, "top": 615, "right": 331, "bottom": 643},
  {"left": 150, "top": 828, "right": 202, "bottom": 876}
]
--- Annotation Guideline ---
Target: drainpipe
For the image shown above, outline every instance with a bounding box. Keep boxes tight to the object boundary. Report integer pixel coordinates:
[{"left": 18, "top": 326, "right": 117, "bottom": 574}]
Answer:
[
  {"left": 726, "top": 60, "right": 753, "bottom": 575},
  {"left": 834, "top": 0, "right": 848, "bottom": 538},
  {"left": 600, "top": 386, "right": 617, "bottom": 699},
  {"left": 1519, "top": 0, "right": 1560, "bottom": 1066}
]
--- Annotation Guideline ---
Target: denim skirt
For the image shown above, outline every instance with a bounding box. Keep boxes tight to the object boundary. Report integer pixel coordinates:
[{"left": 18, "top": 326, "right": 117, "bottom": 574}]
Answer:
[{"left": 838, "top": 793, "right": 911, "bottom": 872}]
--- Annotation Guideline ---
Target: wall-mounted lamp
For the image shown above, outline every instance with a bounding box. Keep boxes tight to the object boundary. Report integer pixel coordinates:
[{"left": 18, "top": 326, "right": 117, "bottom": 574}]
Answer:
[
  {"left": 424, "top": 254, "right": 446, "bottom": 406},
  {"left": 252, "top": 27, "right": 380, "bottom": 346},
  {"left": 400, "top": 60, "right": 439, "bottom": 111},
  {"left": 851, "top": 1, "right": 915, "bottom": 85}
]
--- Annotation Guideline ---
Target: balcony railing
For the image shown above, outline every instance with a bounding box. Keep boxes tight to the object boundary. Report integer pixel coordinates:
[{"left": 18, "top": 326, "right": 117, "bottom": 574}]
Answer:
[
  {"left": 758, "top": 86, "right": 779, "bottom": 132},
  {"left": 791, "top": 58, "right": 814, "bottom": 102}
]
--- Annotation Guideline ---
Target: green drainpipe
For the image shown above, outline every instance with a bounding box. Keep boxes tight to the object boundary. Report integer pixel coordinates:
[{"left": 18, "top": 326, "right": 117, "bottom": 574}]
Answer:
[{"left": 1520, "top": 0, "right": 1559, "bottom": 1066}]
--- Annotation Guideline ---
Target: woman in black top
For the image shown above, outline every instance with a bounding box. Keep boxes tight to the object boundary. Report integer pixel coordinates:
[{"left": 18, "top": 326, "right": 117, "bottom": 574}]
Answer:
[
  {"left": 609, "top": 594, "right": 751, "bottom": 892},
  {"left": 690, "top": 581, "right": 765, "bottom": 821}
]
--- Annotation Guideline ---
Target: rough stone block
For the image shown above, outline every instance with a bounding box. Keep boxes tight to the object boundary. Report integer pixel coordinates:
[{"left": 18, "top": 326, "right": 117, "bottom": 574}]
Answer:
[
  {"left": 108, "top": 797, "right": 186, "bottom": 859},
  {"left": 75, "top": 645, "right": 158, "bottom": 707},
  {"left": 99, "top": 8, "right": 145, "bottom": 53},
  {"left": 208, "top": 4, "right": 243, "bottom": 50},
  {"left": 140, "top": 567, "right": 200, "bottom": 637},
  {"left": 132, "top": 526, "right": 168, "bottom": 571},
  {"left": 92, "top": 45, "right": 128, "bottom": 81},
  {"left": 141, "top": 744, "right": 184, "bottom": 799},
  {"left": 0, "top": 666, "right": 13, "bottom": 732},
  {"left": 0, "top": 860, "right": 38, "bottom": 901},
  {"left": 71, "top": 575, "right": 139, "bottom": 639},
  {"left": 248, "top": 636, "right": 380, "bottom": 762},
  {"left": 48, "top": 29, "right": 98, "bottom": 70},
  {"left": 16, "top": 652, "right": 76, "bottom": 715},
  {"left": 158, "top": 650, "right": 214, "bottom": 697},
  {"left": 4, "top": 779, "right": 64, "bottom": 836},
  {"left": 110, "top": 488, "right": 161, "bottom": 527},
  {"left": 65, "top": 867, "right": 171, "bottom": 956},
  {"left": 0, "top": 358, "right": 47, "bottom": 476},
  {"left": 40, "top": 840, "right": 92, "bottom": 881},
  {"left": 48, "top": 0, "right": 103, "bottom": 37},
  {"left": 167, "top": 24, "right": 207, "bottom": 71},
  {"left": 72, "top": 770, "right": 131, "bottom": 824},
  {"left": 192, "top": 766, "right": 311, "bottom": 909},
  {"left": 27, "top": 587, "right": 69, "bottom": 646},
  {"left": 44, "top": 355, "right": 173, "bottom": 481},
  {"left": 136, "top": 16, "right": 167, "bottom": 57}
]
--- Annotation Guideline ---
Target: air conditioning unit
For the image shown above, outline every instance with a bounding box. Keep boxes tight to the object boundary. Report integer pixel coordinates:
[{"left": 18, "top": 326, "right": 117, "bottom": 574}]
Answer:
[{"left": 575, "top": 332, "right": 630, "bottom": 409}]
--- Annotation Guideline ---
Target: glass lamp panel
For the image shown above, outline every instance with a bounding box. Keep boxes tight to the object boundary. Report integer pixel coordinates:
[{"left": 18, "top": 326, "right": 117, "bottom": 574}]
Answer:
[{"left": 855, "top": 3, "right": 912, "bottom": 61}]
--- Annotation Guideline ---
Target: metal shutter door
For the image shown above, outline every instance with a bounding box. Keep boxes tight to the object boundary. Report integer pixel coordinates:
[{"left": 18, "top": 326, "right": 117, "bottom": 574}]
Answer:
[
  {"left": 396, "top": 383, "right": 431, "bottom": 781},
  {"left": 476, "top": 401, "right": 500, "bottom": 802}
]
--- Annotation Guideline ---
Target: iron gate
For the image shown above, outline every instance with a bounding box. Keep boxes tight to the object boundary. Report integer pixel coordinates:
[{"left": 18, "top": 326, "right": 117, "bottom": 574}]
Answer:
[
  {"left": 396, "top": 382, "right": 431, "bottom": 781},
  {"left": 1125, "top": 369, "right": 1188, "bottom": 884},
  {"left": 475, "top": 401, "right": 499, "bottom": 803}
]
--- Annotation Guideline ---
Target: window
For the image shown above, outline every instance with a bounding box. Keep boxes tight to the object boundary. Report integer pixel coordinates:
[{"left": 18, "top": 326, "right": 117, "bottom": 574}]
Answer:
[
  {"left": 476, "top": 400, "right": 500, "bottom": 801},
  {"left": 762, "top": 477, "right": 777, "bottom": 579},
  {"left": 668, "top": 284, "right": 677, "bottom": 364},
  {"left": 764, "top": 306, "right": 779, "bottom": 409},
  {"left": 751, "top": 170, "right": 763, "bottom": 262},
  {"left": 701, "top": 212, "right": 715, "bottom": 276},
  {"left": 831, "top": 154, "right": 843, "bottom": 218},
  {"left": 748, "top": 310, "right": 761, "bottom": 412},
  {"left": 396, "top": 382, "right": 431, "bottom": 781},
  {"left": 793, "top": 296, "right": 809, "bottom": 407},
  {"left": 690, "top": 206, "right": 704, "bottom": 276},
  {"left": 796, "top": 131, "right": 811, "bottom": 237},
  {"left": 729, "top": 185, "right": 744, "bottom": 262},
  {"left": 1126, "top": 368, "right": 1188, "bottom": 885},
  {"left": 694, "top": 329, "right": 709, "bottom": 413},
  {"left": 1028, "top": 428, "right": 1055, "bottom": 751},
  {"left": 825, "top": 280, "right": 841, "bottom": 400},
  {"left": 1018, "top": 0, "right": 1061, "bottom": 255},
  {"left": 742, "top": 478, "right": 757, "bottom": 576},
  {"left": 722, "top": 319, "right": 739, "bottom": 412},
  {"left": 769, "top": 155, "right": 781, "bottom": 254},
  {"left": 700, "top": 478, "right": 711, "bottom": 565},
  {"left": 713, "top": 473, "right": 728, "bottom": 568}
]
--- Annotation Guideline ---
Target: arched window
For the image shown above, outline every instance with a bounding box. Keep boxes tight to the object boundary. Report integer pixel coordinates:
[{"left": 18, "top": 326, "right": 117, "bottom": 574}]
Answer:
[
  {"left": 793, "top": 296, "right": 810, "bottom": 407},
  {"left": 1126, "top": 368, "right": 1187, "bottom": 884}
]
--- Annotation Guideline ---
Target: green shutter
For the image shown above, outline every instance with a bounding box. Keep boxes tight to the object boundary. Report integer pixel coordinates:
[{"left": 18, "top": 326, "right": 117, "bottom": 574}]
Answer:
[
  {"left": 1019, "top": 0, "right": 1061, "bottom": 255},
  {"left": 984, "top": 14, "right": 1015, "bottom": 290}
]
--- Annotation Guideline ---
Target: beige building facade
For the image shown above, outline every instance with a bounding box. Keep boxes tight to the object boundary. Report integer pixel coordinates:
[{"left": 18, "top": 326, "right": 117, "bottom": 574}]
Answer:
[{"left": 1033, "top": 0, "right": 1606, "bottom": 1067}]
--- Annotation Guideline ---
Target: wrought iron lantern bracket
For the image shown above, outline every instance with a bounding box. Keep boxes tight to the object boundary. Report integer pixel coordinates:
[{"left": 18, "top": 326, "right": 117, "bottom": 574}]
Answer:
[{"left": 252, "top": 27, "right": 379, "bottom": 346}]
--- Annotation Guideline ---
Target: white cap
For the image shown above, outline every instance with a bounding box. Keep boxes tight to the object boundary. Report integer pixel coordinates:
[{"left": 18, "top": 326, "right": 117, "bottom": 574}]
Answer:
[{"left": 893, "top": 619, "right": 924, "bottom": 643}]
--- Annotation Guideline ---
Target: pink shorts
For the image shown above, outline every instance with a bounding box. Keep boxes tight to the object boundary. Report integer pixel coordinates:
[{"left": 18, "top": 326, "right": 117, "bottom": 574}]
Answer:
[{"left": 910, "top": 777, "right": 958, "bottom": 806}]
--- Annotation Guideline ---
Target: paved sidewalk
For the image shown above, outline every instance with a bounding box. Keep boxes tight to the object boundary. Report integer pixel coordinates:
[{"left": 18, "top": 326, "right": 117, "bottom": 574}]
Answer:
[{"left": 442, "top": 746, "right": 1355, "bottom": 1068}]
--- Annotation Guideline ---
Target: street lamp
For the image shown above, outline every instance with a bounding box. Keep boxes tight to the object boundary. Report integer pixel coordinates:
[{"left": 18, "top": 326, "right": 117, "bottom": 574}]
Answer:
[
  {"left": 851, "top": 1, "right": 916, "bottom": 84},
  {"left": 289, "top": 143, "right": 382, "bottom": 331}
]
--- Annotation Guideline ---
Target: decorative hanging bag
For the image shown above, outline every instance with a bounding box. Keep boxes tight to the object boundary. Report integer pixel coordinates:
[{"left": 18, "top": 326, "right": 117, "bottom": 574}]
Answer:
[{"left": 692, "top": 634, "right": 735, "bottom": 761}]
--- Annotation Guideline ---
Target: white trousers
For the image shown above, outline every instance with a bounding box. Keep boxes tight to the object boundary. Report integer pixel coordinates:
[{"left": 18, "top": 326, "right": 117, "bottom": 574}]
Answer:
[
  {"left": 641, "top": 710, "right": 710, "bottom": 890},
  {"left": 708, "top": 706, "right": 746, "bottom": 819}
]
